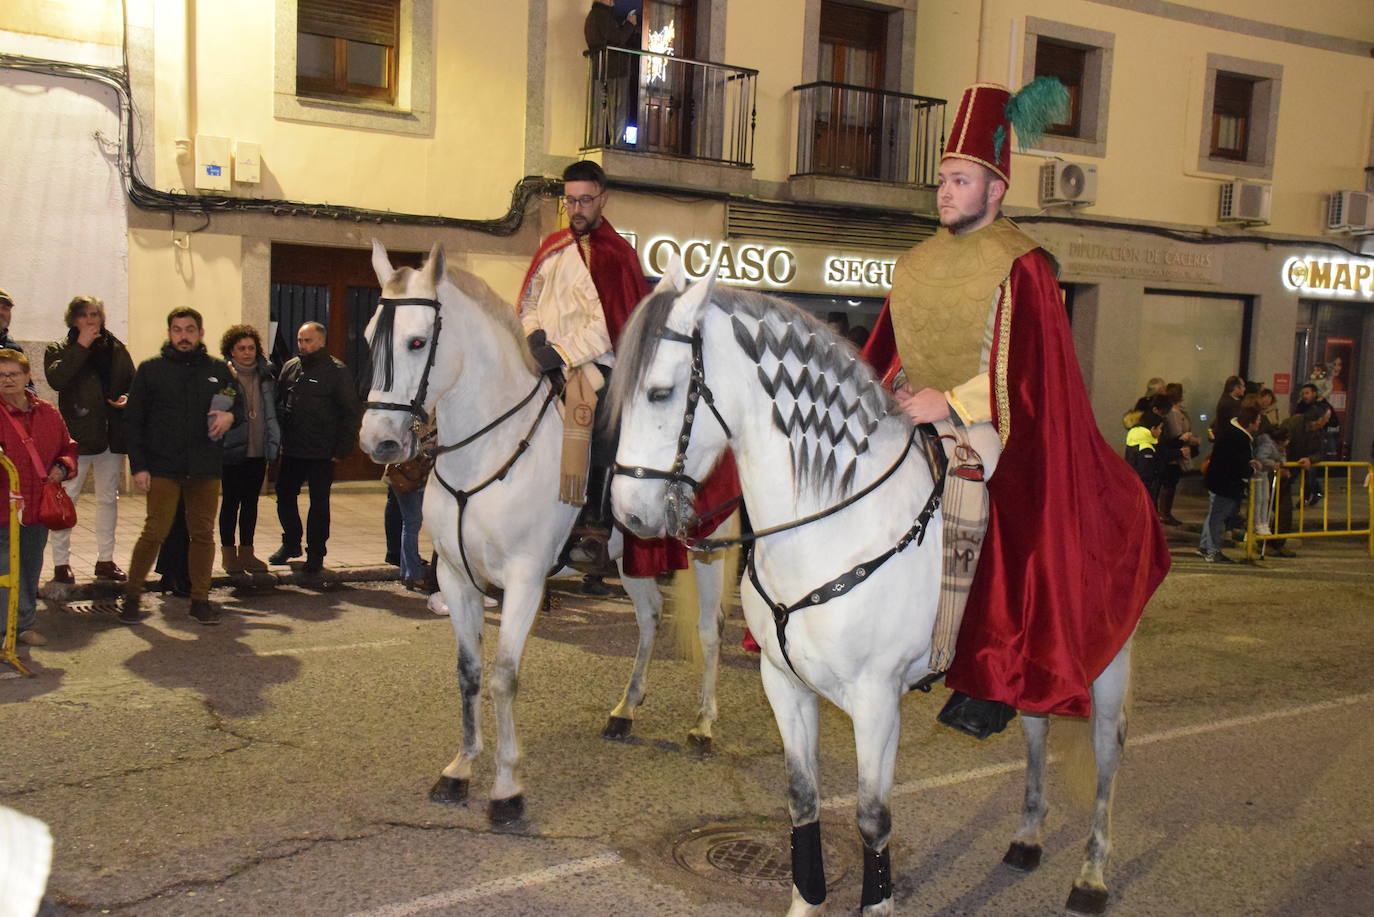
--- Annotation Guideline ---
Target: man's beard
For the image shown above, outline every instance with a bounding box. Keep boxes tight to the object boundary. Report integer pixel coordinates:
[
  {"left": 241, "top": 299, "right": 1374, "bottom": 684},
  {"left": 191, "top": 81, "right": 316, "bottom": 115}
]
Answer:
[{"left": 942, "top": 192, "right": 991, "bottom": 235}]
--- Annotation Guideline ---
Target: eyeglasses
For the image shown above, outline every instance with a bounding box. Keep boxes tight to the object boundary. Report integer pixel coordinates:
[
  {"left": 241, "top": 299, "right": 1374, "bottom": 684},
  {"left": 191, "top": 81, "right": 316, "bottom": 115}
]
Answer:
[
  {"left": 0, "top": 371, "right": 26, "bottom": 380},
  {"left": 562, "top": 192, "right": 605, "bottom": 210}
]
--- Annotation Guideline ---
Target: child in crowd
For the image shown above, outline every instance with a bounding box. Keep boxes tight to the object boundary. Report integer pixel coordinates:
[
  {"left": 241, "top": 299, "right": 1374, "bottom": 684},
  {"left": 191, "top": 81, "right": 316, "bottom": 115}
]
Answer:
[
  {"left": 1251, "top": 425, "right": 1289, "bottom": 536},
  {"left": 1125, "top": 411, "right": 1165, "bottom": 504}
]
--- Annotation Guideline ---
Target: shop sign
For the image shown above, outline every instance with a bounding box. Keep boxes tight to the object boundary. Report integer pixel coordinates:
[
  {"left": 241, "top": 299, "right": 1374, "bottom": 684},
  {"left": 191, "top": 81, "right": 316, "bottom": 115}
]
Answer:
[
  {"left": 1059, "top": 240, "right": 1219, "bottom": 284},
  {"left": 1281, "top": 255, "right": 1374, "bottom": 299},
  {"left": 639, "top": 235, "right": 897, "bottom": 294}
]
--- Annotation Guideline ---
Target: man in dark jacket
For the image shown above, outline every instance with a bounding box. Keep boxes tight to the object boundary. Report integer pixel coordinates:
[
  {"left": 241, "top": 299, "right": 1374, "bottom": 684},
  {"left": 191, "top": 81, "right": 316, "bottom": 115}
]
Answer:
[
  {"left": 585, "top": 0, "right": 639, "bottom": 146},
  {"left": 1268, "top": 404, "right": 1331, "bottom": 558},
  {"left": 43, "top": 295, "right": 136, "bottom": 585},
  {"left": 270, "top": 322, "right": 362, "bottom": 573},
  {"left": 119, "top": 308, "right": 240, "bottom": 625},
  {"left": 1199, "top": 404, "right": 1260, "bottom": 564},
  {"left": 0, "top": 289, "right": 21, "bottom": 353}
]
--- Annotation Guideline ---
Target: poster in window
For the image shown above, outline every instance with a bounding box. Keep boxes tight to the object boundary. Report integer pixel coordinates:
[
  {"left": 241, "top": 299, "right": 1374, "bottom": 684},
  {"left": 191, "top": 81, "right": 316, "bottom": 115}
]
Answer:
[{"left": 1321, "top": 336, "right": 1353, "bottom": 417}]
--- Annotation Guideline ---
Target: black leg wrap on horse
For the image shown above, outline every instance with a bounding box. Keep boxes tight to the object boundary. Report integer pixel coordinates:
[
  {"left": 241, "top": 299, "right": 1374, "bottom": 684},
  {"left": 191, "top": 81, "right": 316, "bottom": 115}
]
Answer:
[
  {"left": 861, "top": 844, "right": 892, "bottom": 908},
  {"left": 791, "top": 821, "right": 826, "bottom": 906}
]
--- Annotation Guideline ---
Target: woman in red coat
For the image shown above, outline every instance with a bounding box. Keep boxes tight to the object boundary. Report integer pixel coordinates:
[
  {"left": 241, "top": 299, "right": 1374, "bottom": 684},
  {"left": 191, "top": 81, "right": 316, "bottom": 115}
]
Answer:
[{"left": 0, "top": 349, "right": 78, "bottom": 647}]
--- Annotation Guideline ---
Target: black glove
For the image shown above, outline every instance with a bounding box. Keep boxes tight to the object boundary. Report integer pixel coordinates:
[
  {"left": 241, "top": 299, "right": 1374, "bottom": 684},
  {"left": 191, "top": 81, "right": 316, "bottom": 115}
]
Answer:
[{"left": 526, "top": 330, "right": 565, "bottom": 374}]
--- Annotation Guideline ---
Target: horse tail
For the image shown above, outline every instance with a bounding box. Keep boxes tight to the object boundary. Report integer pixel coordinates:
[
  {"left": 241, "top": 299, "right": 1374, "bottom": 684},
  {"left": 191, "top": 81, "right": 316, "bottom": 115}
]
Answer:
[
  {"left": 1058, "top": 675, "right": 1133, "bottom": 810},
  {"left": 670, "top": 512, "right": 741, "bottom": 664}
]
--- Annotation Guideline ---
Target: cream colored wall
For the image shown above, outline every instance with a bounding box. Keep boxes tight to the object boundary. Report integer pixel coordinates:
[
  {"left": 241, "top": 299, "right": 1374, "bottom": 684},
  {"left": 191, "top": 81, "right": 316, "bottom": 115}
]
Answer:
[
  {"left": 150, "top": 0, "right": 528, "bottom": 222},
  {"left": 1174, "top": 0, "right": 1374, "bottom": 43},
  {"left": 724, "top": 0, "right": 806, "bottom": 184},
  {"left": 0, "top": 0, "right": 122, "bottom": 47},
  {"left": 127, "top": 230, "right": 244, "bottom": 364},
  {"left": 915, "top": 0, "right": 1374, "bottom": 237}
]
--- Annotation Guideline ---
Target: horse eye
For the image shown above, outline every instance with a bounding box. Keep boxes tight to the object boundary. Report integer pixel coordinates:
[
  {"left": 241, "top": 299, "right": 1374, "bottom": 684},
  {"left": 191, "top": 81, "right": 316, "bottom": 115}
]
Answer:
[
  {"left": 408, "top": 338, "right": 427, "bottom": 351},
  {"left": 647, "top": 387, "right": 673, "bottom": 404}
]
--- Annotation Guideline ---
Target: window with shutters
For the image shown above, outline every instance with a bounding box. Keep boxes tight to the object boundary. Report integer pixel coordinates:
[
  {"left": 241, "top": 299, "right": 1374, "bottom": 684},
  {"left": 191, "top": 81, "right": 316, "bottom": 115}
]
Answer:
[
  {"left": 296, "top": 0, "right": 399, "bottom": 102},
  {"left": 1020, "top": 19, "right": 1113, "bottom": 157},
  {"left": 1196, "top": 53, "right": 1282, "bottom": 180}
]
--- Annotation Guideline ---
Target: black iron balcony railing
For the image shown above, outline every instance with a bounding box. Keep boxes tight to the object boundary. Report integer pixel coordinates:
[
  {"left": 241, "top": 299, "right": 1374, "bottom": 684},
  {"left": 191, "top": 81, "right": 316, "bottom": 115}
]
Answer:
[
  {"left": 584, "top": 47, "right": 758, "bottom": 168},
  {"left": 791, "top": 82, "right": 946, "bottom": 186}
]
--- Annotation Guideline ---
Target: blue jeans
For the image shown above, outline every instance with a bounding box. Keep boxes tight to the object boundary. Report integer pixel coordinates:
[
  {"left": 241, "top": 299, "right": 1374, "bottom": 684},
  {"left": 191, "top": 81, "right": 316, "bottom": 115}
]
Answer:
[
  {"left": 385, "top": 485, "right": 426, "bottom": 581},
  {"left": 1200, "top": 492, "right": 1241, "bottom": 556},
  {"left": 1, "top": 523, "right": 49, "bottom": 636}
]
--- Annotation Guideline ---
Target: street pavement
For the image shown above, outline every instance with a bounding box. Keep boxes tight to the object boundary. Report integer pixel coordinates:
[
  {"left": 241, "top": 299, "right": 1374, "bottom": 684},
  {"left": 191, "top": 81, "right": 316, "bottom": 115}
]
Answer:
[{"left": 2, "top": 480, "right": 1372, "bottom": 915}]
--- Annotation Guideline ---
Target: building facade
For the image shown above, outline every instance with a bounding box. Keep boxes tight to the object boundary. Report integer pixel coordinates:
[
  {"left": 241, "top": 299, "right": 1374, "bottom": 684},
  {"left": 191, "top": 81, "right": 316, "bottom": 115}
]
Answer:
[{"left": 3, "top": 0, "right": 1373, "bottom": 468}]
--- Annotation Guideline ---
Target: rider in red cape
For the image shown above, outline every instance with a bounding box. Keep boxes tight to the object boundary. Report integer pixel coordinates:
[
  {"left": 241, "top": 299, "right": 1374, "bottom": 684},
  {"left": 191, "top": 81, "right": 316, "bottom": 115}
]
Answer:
[
  {"left": 861, "top": 80, "right": 1170, "bottom": 729},
  {"left": 520, "top": 162, "right": 738, "bottom": 578}
]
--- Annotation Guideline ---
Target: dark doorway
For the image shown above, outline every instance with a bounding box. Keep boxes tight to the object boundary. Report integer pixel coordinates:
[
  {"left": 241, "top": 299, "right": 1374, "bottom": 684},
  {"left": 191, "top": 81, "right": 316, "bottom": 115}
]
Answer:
[
  {"left": 815, "top": 0, "right": 888, "bottom": 178},
  {"left": 269, "top": 243, "right": 424, "bottom": 480},
  {"left": 638, "top": 0, "right": 698, "bottom": 156}
]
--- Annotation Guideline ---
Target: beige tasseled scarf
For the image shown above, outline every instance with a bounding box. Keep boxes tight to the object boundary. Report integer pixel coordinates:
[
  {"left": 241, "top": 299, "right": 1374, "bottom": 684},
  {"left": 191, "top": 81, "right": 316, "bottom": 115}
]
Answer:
[{"left": 559, "top": 366, "right": 599, "bottom": 504}]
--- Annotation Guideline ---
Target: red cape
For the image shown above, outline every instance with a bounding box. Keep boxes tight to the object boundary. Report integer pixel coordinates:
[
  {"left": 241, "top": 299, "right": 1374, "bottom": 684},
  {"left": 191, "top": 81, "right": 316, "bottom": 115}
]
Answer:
[
  {"left": 524, "top": 220, "right": 741, "bottom": 577},
  {"left": 863, "top": 249, "right": 1169, "bottom": 717}
]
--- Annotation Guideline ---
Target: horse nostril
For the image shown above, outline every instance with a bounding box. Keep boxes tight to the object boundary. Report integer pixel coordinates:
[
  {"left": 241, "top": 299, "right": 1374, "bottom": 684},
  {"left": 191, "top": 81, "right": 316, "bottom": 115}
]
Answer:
[{"left": 379, "top": 439, "right": 399, "bottom": 457}]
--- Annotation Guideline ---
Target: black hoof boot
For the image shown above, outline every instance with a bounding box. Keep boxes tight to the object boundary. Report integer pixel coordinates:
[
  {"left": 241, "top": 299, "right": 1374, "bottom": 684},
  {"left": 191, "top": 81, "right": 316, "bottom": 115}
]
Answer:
[
  {"left": 1002, "top": 841, "right": 1042, "bottom": 872},
  {"left": 1066, "top": 884, "right": 1109, "bottom": 915},
  {"left": 428, "top": 776, "right": 469, "bottom": 805},
  {"left": 686, "top": 733, "right": 714, "bottom": 755},
  {"left": 488, "top": 794, "right": 525, "bottom": 826},
  {"left": 602, "top": 715, "right": 633, "bottom": 740}
]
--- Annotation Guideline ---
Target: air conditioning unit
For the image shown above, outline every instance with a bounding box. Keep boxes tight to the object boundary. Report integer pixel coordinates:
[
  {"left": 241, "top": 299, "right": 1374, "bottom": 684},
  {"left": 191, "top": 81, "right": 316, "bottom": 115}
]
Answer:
[
  {"left": 1039, "top": 161, "right": 1098, "bottom": 206},
  {"left": 1327, "top": 190, "right": 1374, "bottom": 233},
  {"left": 1217, "top": 179, "right": 1271, "bottom": 225}
]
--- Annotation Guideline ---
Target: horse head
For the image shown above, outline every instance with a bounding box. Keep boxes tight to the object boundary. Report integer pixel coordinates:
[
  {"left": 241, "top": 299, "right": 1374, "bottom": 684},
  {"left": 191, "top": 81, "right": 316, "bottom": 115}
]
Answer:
[
  {"left": 360, "top": 239, "right": 447, "bottom": 464},
  {"left": 609, "top": 253, "right": 733, "bottom": 539}
]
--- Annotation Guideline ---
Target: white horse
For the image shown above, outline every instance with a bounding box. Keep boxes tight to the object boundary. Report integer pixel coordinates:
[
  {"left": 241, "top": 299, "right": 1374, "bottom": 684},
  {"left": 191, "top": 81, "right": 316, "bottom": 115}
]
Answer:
[
  {"left": 609, "top": 263, "right": 1133, "bottom": 916},
  {"left": 359, "top": 241, "right": 731, "bottom": 825}
]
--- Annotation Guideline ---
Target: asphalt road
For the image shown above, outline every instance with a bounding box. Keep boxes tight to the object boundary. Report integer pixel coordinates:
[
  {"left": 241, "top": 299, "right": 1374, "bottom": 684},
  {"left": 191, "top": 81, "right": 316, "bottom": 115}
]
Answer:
[{"left": 3, "top": 539, "right": 1373, "bottom": 916}]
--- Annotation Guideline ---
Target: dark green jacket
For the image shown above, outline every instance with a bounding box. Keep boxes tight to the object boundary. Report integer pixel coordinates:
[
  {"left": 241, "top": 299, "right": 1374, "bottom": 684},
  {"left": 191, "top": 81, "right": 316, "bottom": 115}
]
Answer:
[
  {"left": 43, "top": 330, "right": 136, "bottom": 455},
  {"left": 125, "top": 343, "right": 243, "bottom": 478}
]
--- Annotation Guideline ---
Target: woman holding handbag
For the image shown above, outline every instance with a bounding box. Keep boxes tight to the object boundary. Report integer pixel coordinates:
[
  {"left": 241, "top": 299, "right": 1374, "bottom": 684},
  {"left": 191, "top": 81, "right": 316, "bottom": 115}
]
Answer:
[{"left": 0, "top": 349, "right": 78, "bottom": 648}]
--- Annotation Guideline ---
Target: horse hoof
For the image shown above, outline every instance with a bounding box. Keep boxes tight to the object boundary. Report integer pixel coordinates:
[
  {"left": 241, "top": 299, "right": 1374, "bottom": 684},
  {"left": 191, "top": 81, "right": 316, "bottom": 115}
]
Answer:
[
  {"left": 488, "top": 794, "right": 525, "bottom": 825},
  {"left": 1002, "top": 841, "right": 1042, "bottom": 872},
  {"left": 686, "top": 733, "right": 714, "bottom": 755},
  {"left": 602, "top": 716, "right": 633, "bottom": 740},
  {"left": 428, "top": 776, "right": 469, "bottom": 806},
  {"left": 1065, "top": 884, "right": 1109, "bottom": 915}
]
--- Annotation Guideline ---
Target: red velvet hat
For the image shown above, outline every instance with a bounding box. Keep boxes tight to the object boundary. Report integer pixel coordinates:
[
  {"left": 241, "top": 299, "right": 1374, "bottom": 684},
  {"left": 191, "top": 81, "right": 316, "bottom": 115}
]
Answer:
[{"left": 943, "top": 78, "right": 1070, "bottom": 186}]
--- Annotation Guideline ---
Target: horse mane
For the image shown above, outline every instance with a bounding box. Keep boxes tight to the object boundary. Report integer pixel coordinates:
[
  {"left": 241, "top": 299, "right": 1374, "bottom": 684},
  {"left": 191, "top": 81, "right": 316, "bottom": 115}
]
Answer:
[
  {"left": 444, "top": 267, "right": 541, "bottom": 376},
  {"left": 609, "top": 283, "right": 898, "bottom": 499}
]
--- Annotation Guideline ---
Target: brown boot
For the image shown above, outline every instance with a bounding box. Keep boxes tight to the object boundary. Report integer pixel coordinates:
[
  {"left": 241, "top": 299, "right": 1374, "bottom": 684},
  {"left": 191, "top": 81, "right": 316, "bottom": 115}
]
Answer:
[
  {"left": 221, "top": 545, "right": 244, "bottom": 573},
  {"left": 238, "top": 544, "right": 269, "bottom": 573}
]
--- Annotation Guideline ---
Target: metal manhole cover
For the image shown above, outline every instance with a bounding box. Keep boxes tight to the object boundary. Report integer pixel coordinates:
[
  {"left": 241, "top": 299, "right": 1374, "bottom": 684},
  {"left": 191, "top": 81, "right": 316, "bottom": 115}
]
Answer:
[
  {"left": 672, "top": 823, "right": 850, "bottom": 888},
  {"left": 61, "top": 600, "right": 121, "bottom": 616}
]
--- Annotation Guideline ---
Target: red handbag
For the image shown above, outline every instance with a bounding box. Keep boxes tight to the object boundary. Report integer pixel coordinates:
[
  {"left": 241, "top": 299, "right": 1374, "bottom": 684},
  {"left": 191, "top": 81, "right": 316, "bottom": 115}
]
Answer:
[{"left": 0, "top": 405, "right": 77, "bottom": 530}]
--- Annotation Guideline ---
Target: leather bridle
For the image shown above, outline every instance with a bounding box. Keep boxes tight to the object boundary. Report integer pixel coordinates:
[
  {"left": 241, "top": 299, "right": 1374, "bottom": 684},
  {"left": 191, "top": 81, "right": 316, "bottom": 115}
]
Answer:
[{"left": 363, "top": 296, "right": 442, "bottom": 425}]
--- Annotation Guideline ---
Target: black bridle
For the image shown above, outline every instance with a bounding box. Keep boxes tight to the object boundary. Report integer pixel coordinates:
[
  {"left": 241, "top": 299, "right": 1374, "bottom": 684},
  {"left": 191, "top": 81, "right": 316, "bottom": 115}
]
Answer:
[
  {"left": 614, "top": 323, "right": 947, "bottom": 676},
  {"left": 364, "top": 296, "right": 443, "bottom": 424},
  {"left": 612, "top": 327, "right": 733, "bottom": 492}
]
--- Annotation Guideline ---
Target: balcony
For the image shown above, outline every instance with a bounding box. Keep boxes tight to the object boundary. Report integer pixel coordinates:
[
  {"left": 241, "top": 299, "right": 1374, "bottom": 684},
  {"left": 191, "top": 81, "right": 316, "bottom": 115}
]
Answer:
[
  {"left": 584, "top": 47, "right": 757, "bottom": 190},
  {"left": 789, "top": 82, "right": 946, "bottom": 209}
]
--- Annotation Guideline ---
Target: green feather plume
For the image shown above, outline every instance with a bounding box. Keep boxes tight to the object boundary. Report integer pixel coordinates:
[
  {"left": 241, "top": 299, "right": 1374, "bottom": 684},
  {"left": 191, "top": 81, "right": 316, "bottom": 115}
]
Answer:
[{"left": 1004, "top": 76, "right": 1070, "bottom": 150}]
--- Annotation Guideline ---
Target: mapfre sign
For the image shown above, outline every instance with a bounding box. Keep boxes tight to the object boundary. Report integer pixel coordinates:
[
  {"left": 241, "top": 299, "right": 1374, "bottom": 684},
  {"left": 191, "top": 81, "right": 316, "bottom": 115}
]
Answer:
[{"left": 1281, "top": 255, "right": 1374, "bottom": 299}]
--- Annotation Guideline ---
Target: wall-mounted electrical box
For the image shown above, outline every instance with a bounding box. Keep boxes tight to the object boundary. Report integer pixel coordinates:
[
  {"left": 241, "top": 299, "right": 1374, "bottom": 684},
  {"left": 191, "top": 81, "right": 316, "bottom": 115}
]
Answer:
[
  {"left": 234, "top": 141, "right": 262, "bottom": 184},
  {"left": 194, "top": 134, "right": 231, "bottom": 192}
]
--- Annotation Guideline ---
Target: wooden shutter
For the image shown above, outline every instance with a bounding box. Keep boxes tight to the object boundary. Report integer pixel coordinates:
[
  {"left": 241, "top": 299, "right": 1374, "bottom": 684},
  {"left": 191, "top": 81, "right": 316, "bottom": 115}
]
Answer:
[{"left": 298, "top": 0, "right": 398, "bottom": 46}]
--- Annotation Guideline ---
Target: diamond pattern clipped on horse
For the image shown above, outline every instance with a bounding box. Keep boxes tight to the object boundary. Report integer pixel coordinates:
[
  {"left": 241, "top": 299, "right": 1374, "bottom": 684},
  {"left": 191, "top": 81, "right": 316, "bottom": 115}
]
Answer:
[{"left": 729, "top": 306, "right": 887, "bottom": 498}]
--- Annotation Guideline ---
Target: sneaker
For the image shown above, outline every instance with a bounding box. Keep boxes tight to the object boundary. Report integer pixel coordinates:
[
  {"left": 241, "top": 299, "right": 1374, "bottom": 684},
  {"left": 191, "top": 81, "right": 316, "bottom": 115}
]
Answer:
[
  {"left": 93, "top": 561, "right": 127, "bottom": 582},
  {"left": 1204, "top": 551, "right": 1236, "bottom": 564},
  {"left": 268, "top": 544, "right": 302, "bottom": 565},
  {"left": 117, "top": 593, "right": 148, "bottom": 625},
  {"left": 51, "top": 565, "right": 75, "bottom": 585},
  {"left": 1255, "top": 523, "right": 1272, "bottom": 535},
  {"left": 17, "top": 630, "right": 47, "bottom": 646},
  {"left": 188, "top": 600, "right": 221, "bottom": 626}
]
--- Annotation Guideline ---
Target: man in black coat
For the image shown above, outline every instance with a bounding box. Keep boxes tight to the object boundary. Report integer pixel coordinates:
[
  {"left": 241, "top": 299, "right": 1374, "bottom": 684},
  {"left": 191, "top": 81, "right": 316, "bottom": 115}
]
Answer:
[
  {"left": 120, "top": 308, "right": 240, "bottom": 625},
  {"left": 1199, "top": 404, "right": 1260, "bottom": 564},
  {"left": 585, "top": 0, "right": 640, "bottom": 146},
  {"left": 270, "top": 322, "right": 362, "bottom": 573}
]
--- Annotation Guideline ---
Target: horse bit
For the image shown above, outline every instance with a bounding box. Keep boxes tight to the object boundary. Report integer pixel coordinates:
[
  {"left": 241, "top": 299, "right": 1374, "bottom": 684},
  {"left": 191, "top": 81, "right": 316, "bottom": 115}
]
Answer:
[{"left": 613, "top": 325, "right": 948, "bottom": 676}]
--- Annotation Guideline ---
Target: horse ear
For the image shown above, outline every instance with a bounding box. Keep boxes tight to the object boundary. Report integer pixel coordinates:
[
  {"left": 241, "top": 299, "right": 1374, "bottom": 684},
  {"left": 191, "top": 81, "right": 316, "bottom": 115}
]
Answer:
[
  {"left": 425, "top": 243, "right": 447, "bottom": 288},
  {"left": 668, "top": 248, "right": 723, "bottom": 332},
  {"left": 371, "top": 239, "right": 395, "bottom": 287},
  {"left": 656, "top": 252, "right": 688, "bottom": 294}
]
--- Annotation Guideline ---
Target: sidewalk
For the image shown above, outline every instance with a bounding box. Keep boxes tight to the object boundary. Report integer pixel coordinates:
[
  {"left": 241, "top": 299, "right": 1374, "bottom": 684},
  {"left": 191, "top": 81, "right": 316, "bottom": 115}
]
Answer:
[{"left": 44, "top": 481, "right": 430, "bottom": 599}]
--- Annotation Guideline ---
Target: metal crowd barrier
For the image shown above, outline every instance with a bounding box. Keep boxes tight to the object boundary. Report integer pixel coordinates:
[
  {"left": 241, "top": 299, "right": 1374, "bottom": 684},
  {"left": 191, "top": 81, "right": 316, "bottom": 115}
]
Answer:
[
  {"left": 1, "top": 451, "right": 29, "bottom": 677},
  {"left": 1244, "top": 460, "right": 1374, "bottom": 561}
]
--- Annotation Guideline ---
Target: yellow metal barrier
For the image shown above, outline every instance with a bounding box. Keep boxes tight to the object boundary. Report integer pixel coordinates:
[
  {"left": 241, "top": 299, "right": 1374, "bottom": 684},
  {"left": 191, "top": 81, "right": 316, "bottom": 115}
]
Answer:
[
  {"left": 1245, "top": 460, "right": 1374, "bottom": 561},
  {"left": 1, "top": 451, "right": 29, "bottom": 677}
]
